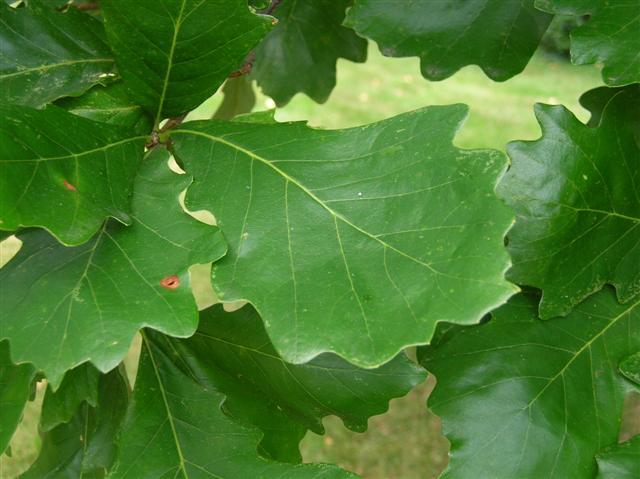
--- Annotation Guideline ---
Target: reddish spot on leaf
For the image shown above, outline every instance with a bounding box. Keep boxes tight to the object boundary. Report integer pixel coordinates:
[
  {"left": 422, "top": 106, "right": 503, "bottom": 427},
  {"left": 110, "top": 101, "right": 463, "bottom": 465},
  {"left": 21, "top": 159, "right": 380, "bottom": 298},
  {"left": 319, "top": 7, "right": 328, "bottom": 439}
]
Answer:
[
  {"left": 160, "top": 275, "right": 180, "bottom": 289},
  {"left": 63, "top": 180, "right": 77, "bottom": 191}
]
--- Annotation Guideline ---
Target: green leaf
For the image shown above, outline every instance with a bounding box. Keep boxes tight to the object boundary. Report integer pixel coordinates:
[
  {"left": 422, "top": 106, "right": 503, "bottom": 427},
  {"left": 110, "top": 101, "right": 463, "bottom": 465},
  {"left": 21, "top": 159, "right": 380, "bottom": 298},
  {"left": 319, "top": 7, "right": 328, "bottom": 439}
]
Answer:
[
  {"left": 0, "top": 340, "right": 35, "bottom": 454},
  {"left": 498, "top": 87, "right": 640, "bottom": 319},
  {"left": 40, "top": 362, "right": 100, "bottom": 431},
  {"left": 23, "top": 366, "right": 129, "bottom": 479},
  {"left": 212, "top": 76, "right": 256, "bottom": 121},
  {"left": 619, "top": 352, "right": 640, "bottom": 386},
  {"left": 579, "top": 85, "right": 640, "bottom": 127},
  {"left": 56, "top": 82, "right": 153, "bottom": 134},
  {"left": 170, "top": 106, "right": 516, "bottom": 368},
  {"left": 596, "top": 435, "right": 640, "bottom": 479},
  {"left": 419, "top": 290, "right": 640, "bottom": 479},
  {"left": 344, "top": 0, "right": 552, "bottom": 81},
  {"left": 0, "top": 0, "right": 115, "bottom": 107},
  {"left": 252, "top": 0, "right": 367, "bottom": 106},
  {"left": 535, "top": 0, "right": 640, "bottom": 86},
  {"left": 101, "top": 0, "right": 272, "bottom": 125},
  {"left": 0, "top": 104, "right": 146, "bottom": 246},
  {"left": 109, "top": 333, "right": 355, "bottom": 478},
  {"left": 0, "top": 149, "right": 226, "bottom": 387},
  {"left": 165, "top": 303, "right": 426, "bottom": 462}
]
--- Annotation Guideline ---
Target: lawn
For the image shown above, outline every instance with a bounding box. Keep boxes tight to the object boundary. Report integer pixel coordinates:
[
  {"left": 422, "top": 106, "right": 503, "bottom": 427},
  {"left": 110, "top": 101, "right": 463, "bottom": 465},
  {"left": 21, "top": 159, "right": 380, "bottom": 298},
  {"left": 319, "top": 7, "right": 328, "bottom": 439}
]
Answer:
[{"left": 1, "top": 45, "right": 614, "bottom": 479}]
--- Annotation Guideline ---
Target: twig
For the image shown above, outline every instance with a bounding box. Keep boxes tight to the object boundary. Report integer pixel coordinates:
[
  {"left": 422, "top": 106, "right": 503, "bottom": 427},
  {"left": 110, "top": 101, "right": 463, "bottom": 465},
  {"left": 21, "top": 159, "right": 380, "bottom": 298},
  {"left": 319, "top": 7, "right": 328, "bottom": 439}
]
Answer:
[
  {"left": 159, "top": 113, "right": 187, "bottom": 133},
  {"left": 74, "top": 1, "right": 100, "bottom": 11},
  {"left": 264, "top": 0, "right": 282, "bottom": 15}
]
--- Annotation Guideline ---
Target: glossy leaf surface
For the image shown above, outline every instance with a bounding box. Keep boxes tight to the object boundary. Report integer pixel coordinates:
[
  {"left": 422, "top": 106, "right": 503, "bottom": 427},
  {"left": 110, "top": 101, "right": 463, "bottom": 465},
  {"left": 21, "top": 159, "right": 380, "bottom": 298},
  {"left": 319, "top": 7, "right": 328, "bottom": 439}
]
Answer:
[
  {"left": 101, "top": 0, "right": 272, "bottom": 123},
  {"left": 0, "top": 150, "right": 226, "bottom": 387},
  {"left": 23, "top": 367, "right": 129, "bottom": 479},
  {"left": 419, "top": 291, "right": 640, "bottom": 479},
  {"left": 498, "top": 88, "right": 640, "bottom": 318},
  {"left": 171, "top": 106, "right": 516, "bottom": 368},
  {"left": 110, "top": 333, "right": 355, "bottom": 478},
  {"left": 253, "top": 0, "right": 367, "bottom": 105},
  {"left": 596, "top": 435, "right": 640, "bottom": 479},
  {"left": 167, "top": 304, "right": 425, "bottom": 461},
  {"left": 0, "top": 0, "right": 115, "bottom": 107},
  {"left": 0, "top": 341, "right": 35, "bottom": 453},
  {"left": 56, "top": 82, "right": 153, "bottom": 134},
  {"left": 345, "top": 0, "right": 552, "bottom": 81},
  {"left": 536, "top": 0, "right": 640, "bottom": 85},
  {"left": 0, "top": 104, "right": 146, "bottom": 245}
]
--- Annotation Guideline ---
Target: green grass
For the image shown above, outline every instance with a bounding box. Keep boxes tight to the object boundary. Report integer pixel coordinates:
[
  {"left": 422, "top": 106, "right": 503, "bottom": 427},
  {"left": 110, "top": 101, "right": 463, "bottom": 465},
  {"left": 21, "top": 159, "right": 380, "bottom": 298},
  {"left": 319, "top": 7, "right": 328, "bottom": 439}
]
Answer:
[
  {"left": 192, "top": 46, "right": 603, "bottom": 150},
  {"left": 1, "top": 46, "right": 614, "bottom": 478}
]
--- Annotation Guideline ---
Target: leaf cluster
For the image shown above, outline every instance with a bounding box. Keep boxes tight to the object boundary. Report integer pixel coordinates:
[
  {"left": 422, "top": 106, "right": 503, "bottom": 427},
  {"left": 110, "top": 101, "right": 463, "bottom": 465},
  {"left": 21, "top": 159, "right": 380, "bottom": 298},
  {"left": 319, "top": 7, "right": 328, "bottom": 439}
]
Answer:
[{"left": 0, "top": 0, "right": 638, "bottom": 477}]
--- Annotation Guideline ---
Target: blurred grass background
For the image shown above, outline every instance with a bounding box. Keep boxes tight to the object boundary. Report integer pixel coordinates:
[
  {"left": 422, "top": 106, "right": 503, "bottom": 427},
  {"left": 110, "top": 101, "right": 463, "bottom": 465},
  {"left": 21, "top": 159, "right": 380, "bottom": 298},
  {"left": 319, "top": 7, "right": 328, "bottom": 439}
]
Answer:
[{"left": 5, "top": 44, "right": 637, "bottom": 479}]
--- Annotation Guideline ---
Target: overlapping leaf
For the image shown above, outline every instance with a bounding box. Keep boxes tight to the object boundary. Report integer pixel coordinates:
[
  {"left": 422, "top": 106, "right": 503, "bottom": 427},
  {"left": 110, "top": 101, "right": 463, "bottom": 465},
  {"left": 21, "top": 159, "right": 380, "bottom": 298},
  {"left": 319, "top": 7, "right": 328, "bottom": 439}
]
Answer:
[
  {"left": 56, "top": 82, "right": 153, "bottom": 134},
  {"left": 23, "top": 367, "right": 129, "bottom": 479},
  {"left": 619, "top": 352, "right": 640, "bottom": 386},
  {"left": 535, "top": 0, "right": 640, "bottom": 85},
  {"left": 252, "top": 0, "right": 367, "bottom": 106},
  {"left": 0, "top": 0, "right": 115, "bottom": 107},
  {"left": 419, "top": 290, "right": 640, "bottom": 479},
  {"left": 171, "top": 106, "right": 516, "bottom": 368},
  {"left": 0, "top": 341, "right": 35, "bottom": 453},
  {"left": 0, "top": 149, "right": 226, "bottom": 387},
  {"left": 166, "top": 304, "right": 426, "bottom": 462},
  {"left": 40, "top": 362, "right": 100, "bottom": 431},
  {"left": 110, "top": 333, "right": 355, "bottom": 478},
  {"left": 596, "top": 435, "right": 640, "bottom": 479},
  {"left": 344, "top": 0, "right": 552, "bottom": 81},
  {"left": 101, "top": 0, "right": 272, "bottom": 124},
  {"left": 579, "top": 85, "right": 639, "bottom": 127},
  {"left": 0, "top": 104, "right": 146, "bottom": 245},
  {"left": 212, "top": 77, "right": 256, "bottom": 121},
  {"left": 498, "top": 87, "right": 640, "bottom": 318}
]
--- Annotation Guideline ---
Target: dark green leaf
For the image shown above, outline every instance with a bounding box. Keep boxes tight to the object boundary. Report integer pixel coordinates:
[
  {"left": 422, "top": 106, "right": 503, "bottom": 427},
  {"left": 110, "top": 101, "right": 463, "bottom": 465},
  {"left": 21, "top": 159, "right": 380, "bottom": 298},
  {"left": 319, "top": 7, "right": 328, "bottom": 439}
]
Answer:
[
  {"left": 171, "top": 106, "right": 516, "bottom": 368},
  {"left": 535, "top": 0, "right": 640, "bottom": 86},
  {"left": 419, "top": 290, "right": 640, "bottom": 479},
  {"left": 0, "top": 341, "right": 35, "bottom": 453},
  {"left": 23, "top": 366, "right": 129, "bottom": 479},
  {"left": 40, "top": 362, "right": 100, "bottom": 431},
  {"left": 252, "top": 0, "right": 367, "bottom": 106},
  {"left": 101, "top": 0, "right": 272, "bottom": 125},
  {"left": 498, "top": 87, "right": 640, "bottom": 318},
  {"left": 212, "top": 77, "right": 256, "bottom": 121},
  {"left": 56, "top": 82, "right": 153, "bottom": 134},
  {"left": 596, "top": 435, "right": 640, "bottom": 479},
  {"left": 0, "top": 104, "right": 146, "bottom": 246},
  {"left": 109, "top": 333, "right": 355, "bottom": 478},
  {"left": 579, "top": 85, "right": 640, "bottom": 127},
  {"left": 0, "top": 149, "right": 226, "bottom": 387},
  {"left": 0, "top": 0, "right": 115, "bottom": 107},
  {"left": 344, "top": 0, "right": 552, "bottom": 81},
  {"left": 165, "top": 304, "right": 426, "bottom": 462},
  {"left": 619, "top": 352, "right": 640, "bottom": 387}
]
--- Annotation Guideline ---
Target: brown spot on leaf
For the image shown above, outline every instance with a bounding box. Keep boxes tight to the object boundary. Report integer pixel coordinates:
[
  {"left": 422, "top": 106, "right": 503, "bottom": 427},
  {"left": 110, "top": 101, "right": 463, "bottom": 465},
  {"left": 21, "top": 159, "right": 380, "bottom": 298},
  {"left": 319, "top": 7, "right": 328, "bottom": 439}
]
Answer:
[
  {"left": 160, "top": 275, "right": 180, "bottom": 289},
  {"left": 63, "top": 180, "right": 77, "bottom": 191}
]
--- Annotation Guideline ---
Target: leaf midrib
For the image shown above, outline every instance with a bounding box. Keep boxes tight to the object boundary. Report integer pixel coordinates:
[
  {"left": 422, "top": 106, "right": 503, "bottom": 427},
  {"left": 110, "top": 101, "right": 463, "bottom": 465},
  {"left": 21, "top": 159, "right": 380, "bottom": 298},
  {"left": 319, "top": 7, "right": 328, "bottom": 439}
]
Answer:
[
  {"left": 141, "top": 333, "right": 190, "bottom": 479},
  {"left": 173, "top": 128, "right": 505, "bottom": 286},
  {"left": 0, "top": 136, "right": 146, "bottom": 164},
  {"left": 0, "top": 58, "right": 114, "bottom": 80},
  {"left": 526, "top": 298, "right": 639, "bottom": 408},
  {"left": 154, "top": 0, "right": 188, "bottom": 128}
]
